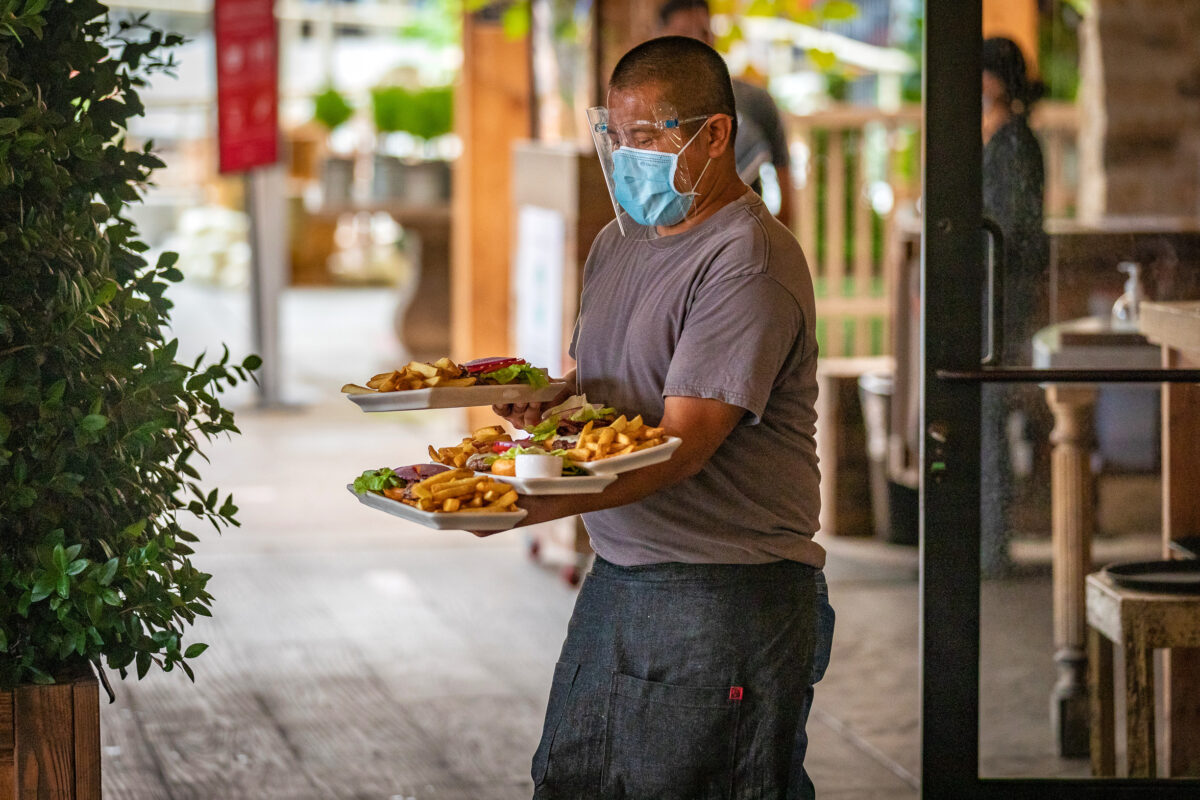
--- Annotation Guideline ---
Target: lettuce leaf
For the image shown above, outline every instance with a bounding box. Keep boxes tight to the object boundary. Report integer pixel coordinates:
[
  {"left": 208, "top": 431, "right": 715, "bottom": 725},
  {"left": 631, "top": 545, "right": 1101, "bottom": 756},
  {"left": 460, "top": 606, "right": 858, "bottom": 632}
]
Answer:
[
  {"left": 482, "top": 363, "right": 549, "bottom": 388},
  {"left": 353, "top": 468, "right": 402, "bottom": 494},
  {"left": 526, "top": 416, "right": 560, "bottom": 442},
  {"left": 569, "top": 405, "right": 616, "bottom": 422}
]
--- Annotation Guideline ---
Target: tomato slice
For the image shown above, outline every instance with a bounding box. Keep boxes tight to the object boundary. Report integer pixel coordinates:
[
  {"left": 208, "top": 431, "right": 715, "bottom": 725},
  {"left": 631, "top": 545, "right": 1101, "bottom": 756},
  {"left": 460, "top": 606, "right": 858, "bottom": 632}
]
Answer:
[
  {"left": 491, "top": 441, "right": 517, "bottom": 453},
  {"left": 462, "top": 356, "right": 525, "bottom": 374}
]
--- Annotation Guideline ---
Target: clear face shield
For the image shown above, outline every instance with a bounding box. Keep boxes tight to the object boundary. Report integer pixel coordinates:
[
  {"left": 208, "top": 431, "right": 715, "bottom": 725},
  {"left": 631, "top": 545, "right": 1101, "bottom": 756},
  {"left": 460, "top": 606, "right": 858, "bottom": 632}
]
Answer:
[{"left": 587, "top": 101, "right": 713, "bottom": 235}]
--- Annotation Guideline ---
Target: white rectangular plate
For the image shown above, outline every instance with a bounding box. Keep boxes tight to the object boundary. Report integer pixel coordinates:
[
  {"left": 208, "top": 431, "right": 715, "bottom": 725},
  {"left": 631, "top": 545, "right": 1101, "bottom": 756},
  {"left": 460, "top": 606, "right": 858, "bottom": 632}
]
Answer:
[
  {"left": 578, "top": 436, "right": 682, "bottom": 475},
  {"left": 347, "top": 485, "right": 527, "bottom": 531},
  {"left": 346, "top": 381, "right": 568, "bottom": 412},
  {"left": 480, "top": 472, "right": 617, "bottom": 496}
]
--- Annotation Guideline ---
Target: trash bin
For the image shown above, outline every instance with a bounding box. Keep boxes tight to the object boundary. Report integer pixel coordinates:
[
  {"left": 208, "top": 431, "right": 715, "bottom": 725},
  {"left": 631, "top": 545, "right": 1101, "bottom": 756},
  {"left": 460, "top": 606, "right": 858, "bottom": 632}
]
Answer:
[{"left": 858, "top": 372, "right": 918, "bottom": 545}]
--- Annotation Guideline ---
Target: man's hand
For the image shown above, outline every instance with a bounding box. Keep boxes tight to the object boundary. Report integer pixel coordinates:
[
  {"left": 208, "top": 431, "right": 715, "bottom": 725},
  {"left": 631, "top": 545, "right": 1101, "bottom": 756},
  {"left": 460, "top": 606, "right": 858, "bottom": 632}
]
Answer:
[
  {"left": 491, "top": 370, "right": 574, "bottom": 430},
  {"left": 470, "top": 394, "right": 745, "bottom": 536}
]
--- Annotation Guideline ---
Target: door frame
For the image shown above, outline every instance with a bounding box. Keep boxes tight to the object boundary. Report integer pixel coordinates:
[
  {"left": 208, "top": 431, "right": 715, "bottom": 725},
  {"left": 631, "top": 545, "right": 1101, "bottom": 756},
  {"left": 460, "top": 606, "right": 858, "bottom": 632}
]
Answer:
[{"left": 919, "top": 1, "right": 1200, "bottom": 796}]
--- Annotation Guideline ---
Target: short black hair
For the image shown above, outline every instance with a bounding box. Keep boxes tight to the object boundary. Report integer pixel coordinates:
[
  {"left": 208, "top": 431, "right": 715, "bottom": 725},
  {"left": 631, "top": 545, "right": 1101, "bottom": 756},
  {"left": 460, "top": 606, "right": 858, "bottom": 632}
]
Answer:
[
  {"left": 609, "top": 35, "right": 737, "bottom": 140},
  {"left": 982, "top": 36, "right": 1045, "bottom": 115},
  {"left": 658, "top": 0, "right": 710, "bottom": 26}
]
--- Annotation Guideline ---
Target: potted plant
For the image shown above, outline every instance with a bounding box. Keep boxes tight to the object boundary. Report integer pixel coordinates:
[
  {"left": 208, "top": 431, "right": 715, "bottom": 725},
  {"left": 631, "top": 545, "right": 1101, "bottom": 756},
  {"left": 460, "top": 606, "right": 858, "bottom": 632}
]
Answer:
[
  {"left": 370, "top": 84, "right": 454, "bottom": 204},
  {"left": 312, "top": 86, "right": 356, "bottom": 205},
  {"left": 0, "top": 2, "right": 255, "bottom": 794},
  {"left": 369, "top": 84, "right": 411, "bottom": 201}
]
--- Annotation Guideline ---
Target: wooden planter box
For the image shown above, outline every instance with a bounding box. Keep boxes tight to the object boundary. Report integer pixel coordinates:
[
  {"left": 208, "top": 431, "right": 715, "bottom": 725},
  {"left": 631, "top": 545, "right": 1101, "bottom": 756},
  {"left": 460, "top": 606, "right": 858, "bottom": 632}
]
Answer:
[{"left": 0, "top": 666, "right": 99, "bottom": 800}]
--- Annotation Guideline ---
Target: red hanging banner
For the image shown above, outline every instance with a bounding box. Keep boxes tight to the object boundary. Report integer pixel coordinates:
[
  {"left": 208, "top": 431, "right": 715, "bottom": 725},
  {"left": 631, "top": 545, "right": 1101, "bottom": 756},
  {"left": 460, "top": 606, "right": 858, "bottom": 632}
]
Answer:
[{"left": 214, "top": 0, "right": 279, "bottom": 173}]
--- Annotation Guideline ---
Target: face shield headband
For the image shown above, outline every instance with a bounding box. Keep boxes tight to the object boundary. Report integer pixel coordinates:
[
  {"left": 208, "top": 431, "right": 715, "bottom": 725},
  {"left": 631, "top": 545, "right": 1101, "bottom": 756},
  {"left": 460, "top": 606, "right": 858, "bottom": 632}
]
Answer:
[{"left": 588, "top": 105, "right": 714, "bottom": 235}]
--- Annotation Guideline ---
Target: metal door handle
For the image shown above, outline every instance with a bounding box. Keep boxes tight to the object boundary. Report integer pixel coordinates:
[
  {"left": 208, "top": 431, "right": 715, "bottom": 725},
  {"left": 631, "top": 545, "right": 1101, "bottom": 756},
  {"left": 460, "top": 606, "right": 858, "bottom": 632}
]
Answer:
[{"left": 981, "top": 217, "right": 1005, "bottom": 367}]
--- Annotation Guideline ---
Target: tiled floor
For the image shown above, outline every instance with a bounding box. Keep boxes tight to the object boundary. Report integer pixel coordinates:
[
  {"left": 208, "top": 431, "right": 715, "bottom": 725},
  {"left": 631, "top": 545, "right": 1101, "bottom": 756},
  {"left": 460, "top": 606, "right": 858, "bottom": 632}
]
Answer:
[{"left": 99, "top": 284, "right": 1159, "bottom": 798}]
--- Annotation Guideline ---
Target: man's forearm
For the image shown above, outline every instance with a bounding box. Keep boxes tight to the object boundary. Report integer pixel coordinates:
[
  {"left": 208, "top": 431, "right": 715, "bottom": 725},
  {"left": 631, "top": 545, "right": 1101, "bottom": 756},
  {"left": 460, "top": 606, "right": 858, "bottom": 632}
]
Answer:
[{"left": 514, "top": 448, "right": 699, "bottom": 528}]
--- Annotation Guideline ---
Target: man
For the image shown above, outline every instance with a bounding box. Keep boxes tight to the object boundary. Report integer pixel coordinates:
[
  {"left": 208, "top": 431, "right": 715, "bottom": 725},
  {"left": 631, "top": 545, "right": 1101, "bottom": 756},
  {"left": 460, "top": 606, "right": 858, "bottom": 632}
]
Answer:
[
  {"left": 658, "top": 0, "right": 795, "bottom": 230},
  {"left": 491, "top": 36, "right": 830, "bottom": 799}
]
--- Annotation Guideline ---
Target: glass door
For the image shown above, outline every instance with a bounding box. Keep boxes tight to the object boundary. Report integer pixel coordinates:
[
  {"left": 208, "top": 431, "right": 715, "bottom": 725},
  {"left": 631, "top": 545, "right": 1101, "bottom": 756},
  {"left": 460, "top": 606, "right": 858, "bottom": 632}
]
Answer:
[{"left": 921, "top": 0, "right": 1200, "bottom": 795}]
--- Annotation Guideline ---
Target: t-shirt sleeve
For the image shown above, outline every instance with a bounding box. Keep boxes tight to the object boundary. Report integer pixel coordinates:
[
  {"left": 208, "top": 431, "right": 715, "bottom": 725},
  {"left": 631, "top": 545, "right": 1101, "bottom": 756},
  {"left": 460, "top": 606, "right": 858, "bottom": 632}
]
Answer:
[{"left": 663, "top": 273, "right": 802, "bottom": 425}]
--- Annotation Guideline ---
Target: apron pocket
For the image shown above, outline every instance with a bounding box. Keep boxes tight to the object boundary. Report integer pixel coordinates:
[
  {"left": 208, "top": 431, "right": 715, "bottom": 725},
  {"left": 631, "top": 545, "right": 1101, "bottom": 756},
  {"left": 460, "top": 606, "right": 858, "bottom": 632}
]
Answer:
[
  {"left": 603, "top": 672, "right": 742, "bottom": 800},
  {"left": 532, "top": 661, "right": 579, "bottom": 786}
]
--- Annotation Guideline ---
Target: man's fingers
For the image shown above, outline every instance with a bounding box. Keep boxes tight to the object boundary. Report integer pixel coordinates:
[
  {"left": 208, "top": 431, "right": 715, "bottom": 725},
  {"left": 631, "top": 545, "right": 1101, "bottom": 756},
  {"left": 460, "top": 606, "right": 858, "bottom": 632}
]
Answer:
[{"left": 522, "top": 405, "right": 543, "bottom": 429}]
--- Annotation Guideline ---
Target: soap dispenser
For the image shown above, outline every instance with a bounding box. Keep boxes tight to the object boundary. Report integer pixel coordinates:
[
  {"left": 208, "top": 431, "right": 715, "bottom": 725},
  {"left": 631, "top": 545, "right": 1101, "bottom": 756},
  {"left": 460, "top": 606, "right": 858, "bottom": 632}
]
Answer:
[{"left": 1112, "top": 261, "right": 1143, "bottom": 325}]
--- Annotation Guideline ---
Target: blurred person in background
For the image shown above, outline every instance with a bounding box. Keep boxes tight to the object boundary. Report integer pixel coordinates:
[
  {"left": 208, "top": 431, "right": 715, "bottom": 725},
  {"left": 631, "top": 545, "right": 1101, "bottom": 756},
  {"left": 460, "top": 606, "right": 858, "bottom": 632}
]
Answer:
[
  {"left": 980, "top": 36, "right": 1050, "bottom": 576},
  {"left": 659, "top": 0, "right": 795, "bottom": 230}
]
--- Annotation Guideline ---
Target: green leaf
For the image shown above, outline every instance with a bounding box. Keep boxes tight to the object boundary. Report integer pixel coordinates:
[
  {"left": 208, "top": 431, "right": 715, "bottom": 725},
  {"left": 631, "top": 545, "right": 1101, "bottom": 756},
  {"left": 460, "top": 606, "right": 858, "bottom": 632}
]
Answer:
[
  {"left": 136, "top": 651, "right": 151, "bottom": 679},
  {"left": 0, "top": 118, "right": 19, "bottom": 135},
  {"left": 66, "top": 558, "right": 88, "bottom": 576},
  {"left": 808, "top": 49, "right": 838, "bottom": 71},
  {"left": 31, "top": 574, "right": 55, "bottom": 602},
  {"left": 94, "top": 280, "right": 119, "bottom": 306},
  {"left": 28, "top": 667, "right": 54, "bottom": 685},
  {"left": 818, "top": 0, "right": 859, "bottom": 22},
  {"left": 52, "top": 544, "right": 68, "bottom": 574},
  {"left": 98, "top": 557, "right": 119, "bottom": 585},
  {"left": 101, "top": 588, "right": 122, "bottom": 606},
  {"left": 501, "top": 3, "right": 529, "bottom": 38},
  {"left": 123, "top": 519, "right": 148, "bottom": 538},
  {"left": 242, "top": 354, "right": 263, "bottom": 371},
  {"left": 183, "top": 642, "right": 207, "bottom": 658},
  {"left": 56, "top": 572, "right": 70, "bottom": 599},
  {"left": 79, "top": 414, "right": 108, "bottom": 432}
]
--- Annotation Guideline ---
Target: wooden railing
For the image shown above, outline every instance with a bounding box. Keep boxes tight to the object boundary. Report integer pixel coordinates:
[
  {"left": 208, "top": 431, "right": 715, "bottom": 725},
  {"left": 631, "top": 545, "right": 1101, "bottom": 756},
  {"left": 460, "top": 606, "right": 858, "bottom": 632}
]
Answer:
[{"left": 788, "top": 101, "right": 1079, "bottom": 358}]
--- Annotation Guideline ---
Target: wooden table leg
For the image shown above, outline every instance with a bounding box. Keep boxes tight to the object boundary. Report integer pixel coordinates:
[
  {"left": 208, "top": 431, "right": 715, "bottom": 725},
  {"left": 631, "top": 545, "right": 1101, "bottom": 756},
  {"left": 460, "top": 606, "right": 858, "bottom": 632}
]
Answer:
[
  {"left": 1124, "top": 633, "right": 1157, "bottom": 778},
  {"left": 1088, "top": 626, "right": 1115, "bottom": 776},
  {"left": 1045, "top": 384, "right": 1097, "bottom": 758}
]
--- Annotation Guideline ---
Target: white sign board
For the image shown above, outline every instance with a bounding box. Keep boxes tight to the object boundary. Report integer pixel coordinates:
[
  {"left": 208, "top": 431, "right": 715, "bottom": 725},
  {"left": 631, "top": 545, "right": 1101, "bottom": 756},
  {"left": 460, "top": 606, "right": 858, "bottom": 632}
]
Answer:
[{"left": 513, "top": 205, "right": 567, "bottom": 376}]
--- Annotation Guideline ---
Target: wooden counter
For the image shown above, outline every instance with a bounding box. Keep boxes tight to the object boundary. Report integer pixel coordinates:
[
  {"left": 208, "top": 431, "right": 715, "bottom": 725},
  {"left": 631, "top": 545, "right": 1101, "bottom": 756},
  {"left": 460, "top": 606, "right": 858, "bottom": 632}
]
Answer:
[{"left": 1139, "top": 300, "right": 1200, "bottom": 776}]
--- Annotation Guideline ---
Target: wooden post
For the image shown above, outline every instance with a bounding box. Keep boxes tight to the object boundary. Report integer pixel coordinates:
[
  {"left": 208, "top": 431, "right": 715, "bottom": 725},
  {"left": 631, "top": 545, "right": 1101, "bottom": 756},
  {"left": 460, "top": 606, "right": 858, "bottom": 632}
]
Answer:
[
  {"left": 452, "top": 6, "right": 532, "bottom": 429},
  {"left": 0, "top": 668, "right": 100, "bottom": 800},
  {"left": 1162, "top": 347, "right": 1200, "bottom": 776},
  {"left": 1045, "top": 384, "right": 1096, "bottom": 758}
]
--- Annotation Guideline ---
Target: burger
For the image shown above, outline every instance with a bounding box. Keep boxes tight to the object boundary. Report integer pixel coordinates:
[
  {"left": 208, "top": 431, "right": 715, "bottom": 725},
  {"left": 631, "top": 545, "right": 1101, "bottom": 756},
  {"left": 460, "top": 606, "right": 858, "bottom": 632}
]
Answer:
[
  {"left": 466, "top": 441, "right": 587, "bottom": 477},
  {"left": 460, "top": 357, "right": 550, "bottom": 389},
  {"left": 353, "top": 463, "right": 452, "bottom": 503},
  {"left": 524, "top": 394, "right": 618, "bottom": 444}
]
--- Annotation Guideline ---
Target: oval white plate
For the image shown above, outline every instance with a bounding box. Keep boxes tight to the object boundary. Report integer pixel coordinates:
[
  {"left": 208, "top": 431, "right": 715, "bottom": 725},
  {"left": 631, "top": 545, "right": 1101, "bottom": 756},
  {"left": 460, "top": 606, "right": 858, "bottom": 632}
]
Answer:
[
  {"left": 577, "top": 436, "right": 683, "bottom": 475},
  {"left": 345, "top": 381, "right": 568, "bottom": 412},
  {"left": 481, "top": 472, "right": 617, "bottom": 496},
  {"left": 347, "top": 485, "right": 526, "bottom": 531}
]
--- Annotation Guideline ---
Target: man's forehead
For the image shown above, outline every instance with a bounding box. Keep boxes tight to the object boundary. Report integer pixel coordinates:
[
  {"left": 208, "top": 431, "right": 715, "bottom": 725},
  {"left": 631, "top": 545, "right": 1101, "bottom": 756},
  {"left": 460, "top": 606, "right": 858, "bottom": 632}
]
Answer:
[{"left": 606, "top": 84, "right": 674, "bottom": 125}]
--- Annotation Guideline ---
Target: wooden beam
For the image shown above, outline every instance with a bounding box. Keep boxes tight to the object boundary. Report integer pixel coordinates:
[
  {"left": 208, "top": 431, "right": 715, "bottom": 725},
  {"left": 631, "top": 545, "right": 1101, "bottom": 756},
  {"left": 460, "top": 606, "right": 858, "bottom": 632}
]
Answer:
[
  {"left": 982, "top": 0, "right": 1039, "bottom": 72},
  {"left": 452, "top": 6, "right": 532, "bottom": 428}
]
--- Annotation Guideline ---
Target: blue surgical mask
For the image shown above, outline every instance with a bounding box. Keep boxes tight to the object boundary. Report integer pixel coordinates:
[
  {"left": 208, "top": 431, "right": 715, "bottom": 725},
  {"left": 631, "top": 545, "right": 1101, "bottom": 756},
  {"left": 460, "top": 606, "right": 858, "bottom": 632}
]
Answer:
[{"left": 611, "top": 122, "right": 711, "bottom": 227}]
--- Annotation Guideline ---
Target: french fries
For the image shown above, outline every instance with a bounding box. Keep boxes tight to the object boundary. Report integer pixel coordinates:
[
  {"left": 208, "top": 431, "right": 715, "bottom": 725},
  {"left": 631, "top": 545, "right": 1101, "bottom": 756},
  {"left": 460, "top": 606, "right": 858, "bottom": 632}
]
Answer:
[
  {"left": 358, "top": 357, "right": 475, "bottom": 393},
  {"left": 427, "top": 426, "right": 512, "bottom": 469},
  {"left": 404, "top": 468, "right": 520, "bottom": 513},
  {"left": 564, "top": 414, "right": 668, "bottom": 462}
]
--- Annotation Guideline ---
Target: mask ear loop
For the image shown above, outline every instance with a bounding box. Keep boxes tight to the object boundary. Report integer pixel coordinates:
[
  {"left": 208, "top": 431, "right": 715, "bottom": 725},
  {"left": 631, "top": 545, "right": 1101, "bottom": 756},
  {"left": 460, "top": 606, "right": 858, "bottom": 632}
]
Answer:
[{"left": 675, "top": 117, "right": 714, "bottom": 199}]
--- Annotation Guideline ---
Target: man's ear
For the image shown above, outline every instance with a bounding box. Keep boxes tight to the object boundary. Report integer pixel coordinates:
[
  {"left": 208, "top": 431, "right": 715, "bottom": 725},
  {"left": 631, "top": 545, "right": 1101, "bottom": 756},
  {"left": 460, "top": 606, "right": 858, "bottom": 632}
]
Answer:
[{"left": 704, "top": 114, "right": 734, "bottom": 158}]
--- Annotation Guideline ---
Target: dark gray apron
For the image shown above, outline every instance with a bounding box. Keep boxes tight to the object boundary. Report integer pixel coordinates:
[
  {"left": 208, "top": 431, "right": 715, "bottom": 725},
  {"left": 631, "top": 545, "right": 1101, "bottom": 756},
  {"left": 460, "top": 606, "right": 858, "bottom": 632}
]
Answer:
[{"left": 532, "top": 556, "right": 819, "bottom": 800}]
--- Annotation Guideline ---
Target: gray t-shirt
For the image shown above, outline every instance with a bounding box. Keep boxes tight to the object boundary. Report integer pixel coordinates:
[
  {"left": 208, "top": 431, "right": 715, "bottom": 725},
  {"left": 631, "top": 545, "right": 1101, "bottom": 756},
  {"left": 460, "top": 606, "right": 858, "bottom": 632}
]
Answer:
[{"left": 570, "top": 192, "right": 824, "bottom": 568}]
